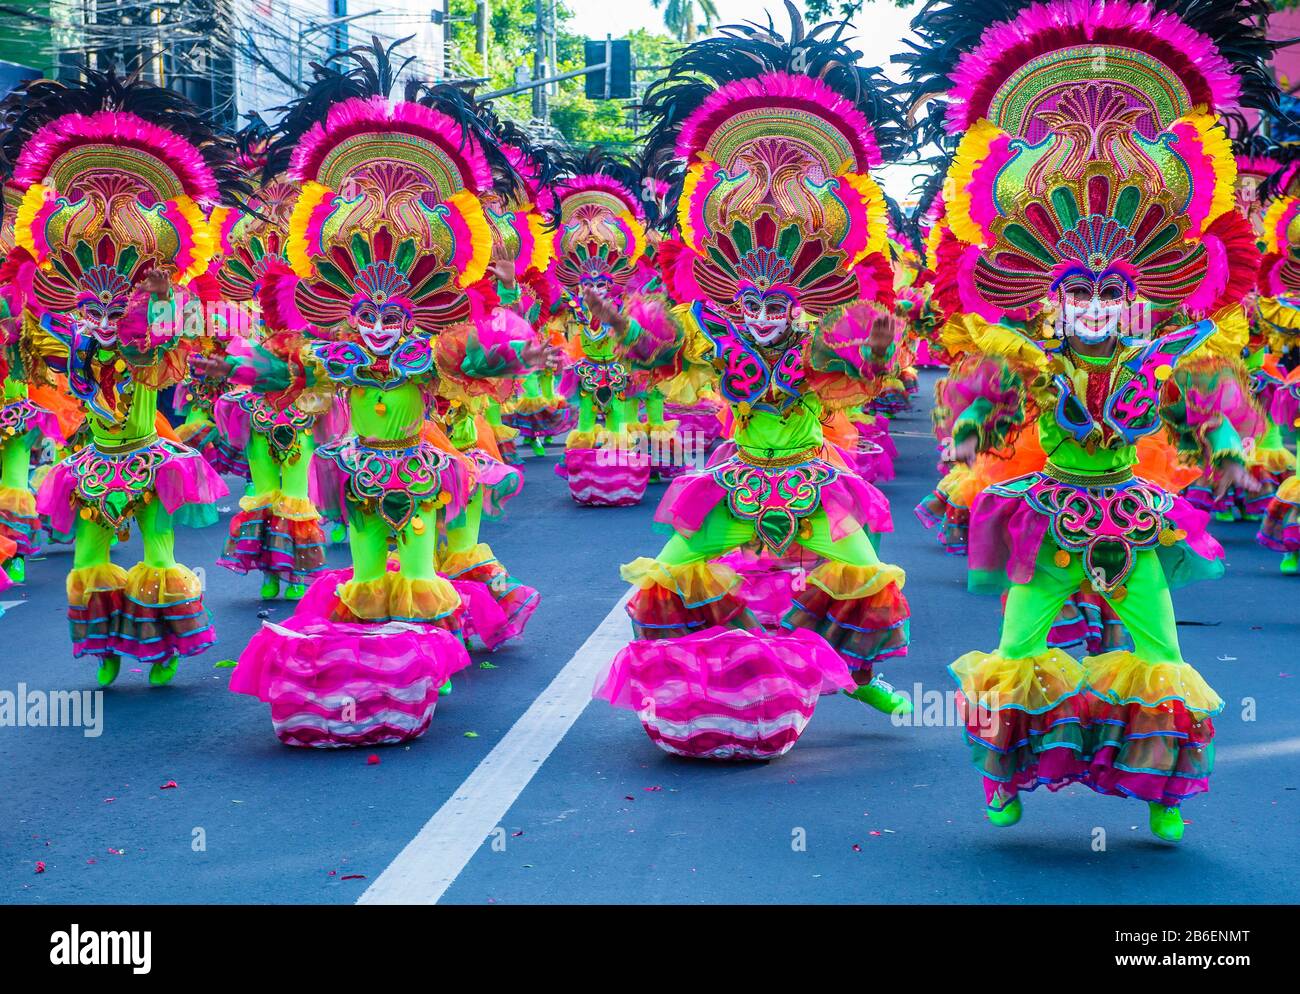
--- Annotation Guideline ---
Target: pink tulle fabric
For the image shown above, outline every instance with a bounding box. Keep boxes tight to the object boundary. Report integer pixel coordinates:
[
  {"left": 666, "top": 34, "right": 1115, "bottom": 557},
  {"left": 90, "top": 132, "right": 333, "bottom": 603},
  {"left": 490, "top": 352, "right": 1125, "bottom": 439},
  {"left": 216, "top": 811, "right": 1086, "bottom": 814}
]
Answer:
[
  {"left": 559, "top": 447, "right": 650, "bottom": 506},
  {"left": 230, "top": 612, "right": 470, "bottom": 749},
  {"left": 968, "top": 487, "right": 1222, "bottom": 584},
  {"left": 654, "top": 444, "right": 892, "bottom": 541},
  {"left": 593, "top": 625, "right": 854, "bottom": 760},
  {"left": 36, "top": 445, "right": 229, "bottom": 535}
]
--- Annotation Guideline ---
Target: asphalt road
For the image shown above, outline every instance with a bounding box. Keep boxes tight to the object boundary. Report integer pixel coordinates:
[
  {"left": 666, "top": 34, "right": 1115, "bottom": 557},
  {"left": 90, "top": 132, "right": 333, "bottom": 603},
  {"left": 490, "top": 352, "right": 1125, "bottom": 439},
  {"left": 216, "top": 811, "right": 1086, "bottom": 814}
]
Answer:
[{"left": 4, "top": 370, "right": 1298, "bottom": 904}]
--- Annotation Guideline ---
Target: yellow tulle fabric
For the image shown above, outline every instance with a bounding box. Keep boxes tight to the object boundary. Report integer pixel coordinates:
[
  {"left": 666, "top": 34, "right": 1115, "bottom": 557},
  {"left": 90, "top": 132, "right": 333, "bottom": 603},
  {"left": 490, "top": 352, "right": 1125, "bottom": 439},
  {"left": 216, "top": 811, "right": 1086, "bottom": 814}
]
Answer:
[
  {"left": 1276, "top": 475, "right": 1300, "bottom": 504},
  {"left": 490, "top": 422, "right": 519, "bottom": 443},
  {"left": 1083, "top": 650, "right": 1223, "bottom": 717},
  {"left": 1259, "top": 296, "right": 1300, "bottom": 332},
  {"left": 440, "top": 542, "right": 498, "bottom": 576},
  {"left": 949, "top": 648, "right": 1086, "bottom": 713},
  {"left": 0, "top": 486, "right": 37, "bottom": 517},
  {"left": 511, "top": 395, "right": 555, "bottom": 416},
  {"left": 621, "top": 557, "right": 739, "bottom": 607},
  {"left": 644, "top": 419, "right": 680, "bottom": 440},
  {"left": 239, "top": 491, "right": 278, "bottom": 513},
  {"left": 1251, "top": 446, "right": 1294, "bottom": 474},
  {"left": 339, "top": 571, "right": 461, "bottom": 622},
  {"left": 124, "top": 563, "right": 204, "bottom": 606},
  {"left": 806, "top": 560, "right": 906, "bottom": 599},
  {"left": 565, "top": 429, "right": 601, "bottom": 450},
  {"left": 273, "top": 494, "right": 320, "bottom": 521},
  {"left": 66, "top": 563, "right": 129, "bottom": 606}
]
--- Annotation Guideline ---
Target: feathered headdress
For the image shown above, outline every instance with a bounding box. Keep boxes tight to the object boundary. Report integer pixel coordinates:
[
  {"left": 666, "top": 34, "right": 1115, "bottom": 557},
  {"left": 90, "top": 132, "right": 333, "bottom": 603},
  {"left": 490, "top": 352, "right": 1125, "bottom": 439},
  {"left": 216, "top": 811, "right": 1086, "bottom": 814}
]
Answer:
[
  {"left": 264, "top": 38, "right": 507, "bottom": 335},
  {"left": 639, "top": 2, "right": 907, "bottom": 322},
  {"left": 0, "top": 69, "right": 243, "bottom": 316},
  {"left": 475, "top": 109, "right": 557, "bottom": 281},
  {"left": 900, "top": 0, "right": 1277, "bottom": 321},
  {"left": 212, "top": 117, "right": 299, "bottom": 306},
  {"left": 549, "top": 147, "right": 648, "bottom": 303}
]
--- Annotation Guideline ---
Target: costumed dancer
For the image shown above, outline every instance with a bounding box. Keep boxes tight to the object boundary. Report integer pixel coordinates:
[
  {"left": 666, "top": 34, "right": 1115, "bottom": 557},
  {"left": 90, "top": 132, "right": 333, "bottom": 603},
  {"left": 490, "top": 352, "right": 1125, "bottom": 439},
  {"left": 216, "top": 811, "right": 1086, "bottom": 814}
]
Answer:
[
  {"left": 0, "top": 205, "right": 72, "bottom": 583},
  {"left": 551, "top": 149, "right": 678, "bottom": 506},
  {"left": 224, "top": 41, "right": 541, "bottom": 746},
  {"left": 435, "top": 114, "right": 550, "bottom": 650},
  {"left": 1, "top": 69, "right": 236, "bottom": 685},
  {"left": 902, "top": 0, "right": 1273, "bottom": 839},
  {"left": 594, "top": 7, "right": 914, "bottom": 761},
  {"left": 211, "top": 122, "right": 337, "bottom": 601},
  {"left": 1184, "top": 137, "right": 1289, "bottom": 521},
  {"left": 1252, "top": 152, "right": 1300, "bottom": 568}
]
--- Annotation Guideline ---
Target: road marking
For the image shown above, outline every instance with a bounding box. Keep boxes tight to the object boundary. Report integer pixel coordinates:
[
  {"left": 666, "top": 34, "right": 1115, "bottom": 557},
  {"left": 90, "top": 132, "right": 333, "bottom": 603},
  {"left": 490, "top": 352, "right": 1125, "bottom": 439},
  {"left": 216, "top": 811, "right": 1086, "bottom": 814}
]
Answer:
[
  {"left": 0, "top": 600, "right": 25, "bottom": 611},
  {"left": 358, "top": 590, "right": 632, "bottom": 905},
  {"left": 1217, "top": 736, "right": 1300, "bottom": 763}
]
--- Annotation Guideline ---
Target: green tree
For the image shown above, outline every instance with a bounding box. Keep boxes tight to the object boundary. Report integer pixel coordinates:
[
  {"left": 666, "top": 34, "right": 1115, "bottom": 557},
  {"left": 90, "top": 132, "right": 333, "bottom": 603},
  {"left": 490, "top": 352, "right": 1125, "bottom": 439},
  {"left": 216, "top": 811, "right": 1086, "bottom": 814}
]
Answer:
[{"left": 650, "top": 0, "right": 720, "bottom": 43}]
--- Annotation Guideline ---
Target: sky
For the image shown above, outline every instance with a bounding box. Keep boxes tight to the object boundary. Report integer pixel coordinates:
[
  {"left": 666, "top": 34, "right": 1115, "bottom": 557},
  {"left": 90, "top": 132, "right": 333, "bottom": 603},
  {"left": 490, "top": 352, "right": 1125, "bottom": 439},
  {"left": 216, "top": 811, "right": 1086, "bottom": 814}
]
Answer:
[{"left": 562, "top": 0, "right": 927, "bottom": 200}]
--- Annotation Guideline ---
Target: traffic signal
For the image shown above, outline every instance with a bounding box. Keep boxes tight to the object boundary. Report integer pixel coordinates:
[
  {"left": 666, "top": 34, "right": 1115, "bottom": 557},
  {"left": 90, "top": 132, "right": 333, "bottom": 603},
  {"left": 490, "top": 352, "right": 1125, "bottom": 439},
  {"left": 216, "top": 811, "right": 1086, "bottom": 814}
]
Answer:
[{"left": 584, "top": 39, "right": 631, "bottom": 100}]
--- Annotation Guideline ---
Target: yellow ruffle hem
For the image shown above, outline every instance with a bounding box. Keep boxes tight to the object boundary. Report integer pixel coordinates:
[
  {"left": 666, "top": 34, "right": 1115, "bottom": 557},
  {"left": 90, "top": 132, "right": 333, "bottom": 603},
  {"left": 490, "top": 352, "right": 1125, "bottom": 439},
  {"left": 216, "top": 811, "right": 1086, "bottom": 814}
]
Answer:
[
  {"left": 124, "top": 563, "right": 205, "bottom": 606},
  {"left": 806, "top": 560, "right": 906, "bottom": 599},
  {"left": 66, "top": 563, "right": 129, "bottom": 606},
  {"left": 620, "top": 557, "right": 739, "bottom": 609},
  {"left": 338, "top": 571, "right": 461, "bottom": 623},
  {"left": 0, "top": 485, "right": 38, "bottom": 517},
  {"left": 1275, "top": 474, "right": 1300, "bottom": 505},
  {"left": 440, "top": 542, "right": 499, "bottom": 577},
  {"left": 238, "top": 490, "right": 278, "bottom": 513},
  {"left": 948, "top": 648, "right": 1087, "bottom": 714},
  {"left": 1083, "top": 650, "right": 1224, "bottom": 717},
  {"left": 272, "top": 494, "right": 321, "bottom": 522}
]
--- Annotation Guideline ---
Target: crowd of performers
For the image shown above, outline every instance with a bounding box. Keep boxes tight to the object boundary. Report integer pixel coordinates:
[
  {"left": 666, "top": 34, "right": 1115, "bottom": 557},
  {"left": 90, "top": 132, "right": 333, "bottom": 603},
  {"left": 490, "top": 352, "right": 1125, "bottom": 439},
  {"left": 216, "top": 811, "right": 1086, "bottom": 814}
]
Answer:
[{"left": 2, "top": 0, "right": 1298, "bottom": 844}]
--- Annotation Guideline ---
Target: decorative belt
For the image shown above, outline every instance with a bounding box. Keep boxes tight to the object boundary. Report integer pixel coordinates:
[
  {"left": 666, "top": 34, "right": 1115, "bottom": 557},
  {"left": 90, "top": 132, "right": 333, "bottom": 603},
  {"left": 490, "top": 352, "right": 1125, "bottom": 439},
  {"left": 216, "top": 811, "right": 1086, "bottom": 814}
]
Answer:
[
  {"left": 94, "top": 433, "right": 159, "bottom": 456},
  {"left": 359, "top": 433, "right": 422, "bottom": 451},
  {"left": 1043, "top": 461, "right": 1133, "bottom": 488},
  {"left": 736, "top": 445, "right": 820, "bottom": 469}
]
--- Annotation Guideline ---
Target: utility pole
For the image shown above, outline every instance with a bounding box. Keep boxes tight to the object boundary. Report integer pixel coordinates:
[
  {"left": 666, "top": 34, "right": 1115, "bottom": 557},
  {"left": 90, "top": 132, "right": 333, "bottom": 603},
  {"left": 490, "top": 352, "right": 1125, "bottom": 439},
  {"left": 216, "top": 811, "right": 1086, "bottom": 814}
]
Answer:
[
  {"left": 476, "top": 0, "right": 489, "bottom": 75},
  {"left": 532, "top": 0, "right": 546, "bottom": 122}
]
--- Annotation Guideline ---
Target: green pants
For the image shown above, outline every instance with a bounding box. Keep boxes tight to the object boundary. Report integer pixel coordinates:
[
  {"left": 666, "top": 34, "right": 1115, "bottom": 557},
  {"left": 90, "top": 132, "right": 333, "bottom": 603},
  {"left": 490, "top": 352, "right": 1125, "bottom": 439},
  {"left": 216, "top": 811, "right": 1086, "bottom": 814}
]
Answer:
[{"left": 999, "top": 543, "right": 1183, "bottom": 664}]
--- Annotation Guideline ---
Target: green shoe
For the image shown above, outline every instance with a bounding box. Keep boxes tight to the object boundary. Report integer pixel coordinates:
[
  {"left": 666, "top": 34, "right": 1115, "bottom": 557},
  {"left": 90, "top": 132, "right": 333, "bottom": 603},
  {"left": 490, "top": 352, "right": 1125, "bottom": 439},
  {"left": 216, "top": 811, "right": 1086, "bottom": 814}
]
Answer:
[
  {"left": 149, "top": 657, "right": 179, "bottom": 686},
  {"left": 4, "top": 556, "right": 25, "bottom": 583},
  {"left": 1282, "top": 552, "right": 1299, "bottom": 576},
  {"left": 844, "top": 676, "right": 913, "bottom": 715},
  {"left": 1148, "top": 802, "right": 1184, "bottom": 842},
  {"left": 260, "top": 576, "right": 281, "bottom": 600},
  {"left": 1212, "top": 510, "right": 1236, "bottom": 523},
  {"left": 96, "top": 655, "right": 121, "bottom": 687},
  {"left": 987, "top": 795, "right": 1022, "bottom": 828},
  {"left": 329, "top": 523, "right": 347, "bottom": 544},
  {"left": 438, "top": 679, "right": 453, "bottom": 696},
  {"left": 531, "top": 438, "right": 547, "bottom": 457},
  {"left": 285, "top": 582, "right": 306, "bottom": 601}
]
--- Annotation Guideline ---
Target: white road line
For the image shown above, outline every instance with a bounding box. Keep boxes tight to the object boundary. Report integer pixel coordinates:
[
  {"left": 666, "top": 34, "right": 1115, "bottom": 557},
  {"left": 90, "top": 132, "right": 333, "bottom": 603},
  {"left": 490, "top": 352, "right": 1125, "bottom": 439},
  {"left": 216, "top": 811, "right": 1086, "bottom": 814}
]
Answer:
[
  {"left": 358, "top": 591, "right": 632, "bottom": 905},
  {"left": 1217, "top": 736, "right": 1300, "bottom": 763}
]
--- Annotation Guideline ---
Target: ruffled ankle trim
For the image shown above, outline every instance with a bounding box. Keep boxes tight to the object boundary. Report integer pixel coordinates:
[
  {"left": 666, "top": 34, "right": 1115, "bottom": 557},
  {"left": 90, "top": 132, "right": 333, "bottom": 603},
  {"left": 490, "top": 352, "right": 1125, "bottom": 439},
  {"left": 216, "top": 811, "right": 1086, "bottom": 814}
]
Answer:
[
  {"left": 67, "top": 563, "right": 129, "bottom": 605},
  {"left": 0, "top": 485, "right": 37, "bottom": 517},
  {"left": 123, "top": 562, "right": 204, "bottom": 607},
  {"left": 441, "top": 542, "right": 499, "bottom": 578},
  {"left": 805, "top": 560, "right": 906, "bottom": 599},
  {"left": 272, "top": 494, "right": 320, "bottom": 521},
  {"left": 622, "top": 557, "right": 750, "bottom": 638},
  {"left": 1083, "top": 650, "right": 1223, "bottom": 716},
  {"left": 338, "top": 571, "right": 461, "bottom": 624},
  {"left": 238, "top": 490, "right": 279, "bottom": 512},
  {"left": 621, "top": 557, "right": 739, "bottom": 608},
  {"left": 948, "top": 648, "right": 1087, "bottom": 714}
]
